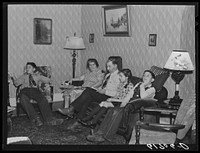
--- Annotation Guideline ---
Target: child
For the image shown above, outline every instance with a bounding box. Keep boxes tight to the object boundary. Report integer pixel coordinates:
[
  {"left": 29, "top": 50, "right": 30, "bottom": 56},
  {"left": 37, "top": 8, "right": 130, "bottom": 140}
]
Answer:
[
  {"left": 86, "top": 69, "right": 156, "bottom": 143},
  {"left": 78, "top": 69, "right": 134, "bottom": 129}
]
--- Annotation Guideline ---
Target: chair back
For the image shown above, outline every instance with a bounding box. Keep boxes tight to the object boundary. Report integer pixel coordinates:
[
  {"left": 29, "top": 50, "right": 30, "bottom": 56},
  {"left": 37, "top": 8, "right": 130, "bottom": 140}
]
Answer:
[
  {"left": 150, "top": 65, "right": 170, "bottom": 92},
  {"left": 20, "top": 65, "right": 53, "bottom": 103},
  {"left": 174, "top": 90, "right": 195, "bottom": 139}
]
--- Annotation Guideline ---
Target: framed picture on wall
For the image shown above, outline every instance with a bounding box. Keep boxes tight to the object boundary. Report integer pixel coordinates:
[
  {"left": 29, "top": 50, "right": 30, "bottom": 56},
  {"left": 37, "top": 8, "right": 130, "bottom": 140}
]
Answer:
[
  {"left": 34, "top": 18, "right": 52, "bottom": 44},
  {"left": 102, "top": 5, "right": 131, "bottom": 37},
  {"left": 89, "top": 33, "right": 94, "bottom": 43},
  {"left": 149, "top": 34, "right": 157, "bottom": 46}
]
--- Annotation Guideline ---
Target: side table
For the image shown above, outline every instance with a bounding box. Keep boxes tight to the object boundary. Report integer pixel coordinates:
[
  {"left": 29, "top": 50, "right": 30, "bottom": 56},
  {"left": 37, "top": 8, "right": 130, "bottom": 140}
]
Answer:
[
  {"left": 60, "top": 85, "right": 74, "bottom": 108},
  {"left": 7, "top": 106, "right": 16, "bottom": 133}
]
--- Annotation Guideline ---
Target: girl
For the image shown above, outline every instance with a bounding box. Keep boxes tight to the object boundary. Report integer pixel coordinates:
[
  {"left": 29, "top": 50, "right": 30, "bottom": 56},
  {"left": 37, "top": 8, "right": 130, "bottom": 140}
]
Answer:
[
  {"left": 86, "top": 69, "right": 156, "bottom": 143},
  {"left": 78, "top": 69, "right": 134, "bottom": 129}
]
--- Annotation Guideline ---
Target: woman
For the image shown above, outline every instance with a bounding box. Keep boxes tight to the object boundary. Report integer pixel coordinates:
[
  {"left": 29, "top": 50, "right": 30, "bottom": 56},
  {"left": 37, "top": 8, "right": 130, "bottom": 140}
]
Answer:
[
  {"left": 86, "top": 70, "right": 156, "bottom": 143},
  {"left": 78, "top": 69, "right": 134, "bottom": 129},
  {"left": 64, "top": 58, "right": 104, "bottom": 102}
]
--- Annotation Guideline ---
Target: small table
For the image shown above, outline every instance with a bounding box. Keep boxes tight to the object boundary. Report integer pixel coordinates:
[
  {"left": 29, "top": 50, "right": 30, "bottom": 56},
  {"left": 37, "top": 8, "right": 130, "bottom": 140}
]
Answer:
[
  {"left": 144, "top": 107, "right": 178, "bottom": 124},
  {"left": 7, "top": 106, "right": 16, "bottom": 133},
  {"left": 60, "top": 85, "right": 74, "bottom": 108},
  {"left": 60, "top": 85, "right": 85, "bottom": 108}
]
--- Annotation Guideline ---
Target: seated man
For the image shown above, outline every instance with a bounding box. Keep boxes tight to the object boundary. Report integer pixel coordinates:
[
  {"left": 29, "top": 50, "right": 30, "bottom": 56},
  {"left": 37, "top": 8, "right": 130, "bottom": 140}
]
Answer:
[
  {"left": 58, "top": 56, "right": 121, "bottom": 130},
  {"left": 86, "top": 70, "right": 156, "bottom": 143},
  {"left": 11, "top": 62, "right": 64, "bottom": 127}
]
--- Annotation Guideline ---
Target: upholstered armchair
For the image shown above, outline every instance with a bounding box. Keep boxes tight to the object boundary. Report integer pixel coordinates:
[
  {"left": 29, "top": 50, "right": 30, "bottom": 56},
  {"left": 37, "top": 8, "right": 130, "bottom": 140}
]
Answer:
[
  {"left": 129, "top": 91, "right": 195, "bottom": 144},
  {"left": 16, "top": 66, "right": 53, "bottom": 116},
  {"left": 117, "top": 65, "right": 170, "bottom": 143}
]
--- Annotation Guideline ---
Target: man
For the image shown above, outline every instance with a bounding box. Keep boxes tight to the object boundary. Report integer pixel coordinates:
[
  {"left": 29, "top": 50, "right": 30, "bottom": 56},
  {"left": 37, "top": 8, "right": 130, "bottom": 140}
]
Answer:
[
  {"left": 11, "top": 62, "right": 64, "bottom": 127},
  {"left": 58, "top": 56, "right": 121, "bottom": 129}
]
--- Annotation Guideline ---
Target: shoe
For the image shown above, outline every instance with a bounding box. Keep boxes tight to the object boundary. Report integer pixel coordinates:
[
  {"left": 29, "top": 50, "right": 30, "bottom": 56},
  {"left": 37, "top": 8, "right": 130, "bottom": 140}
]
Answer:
[
  {"left": 77, "top": 119, "right": 88, "bottom": 126},
  {"left": 31, "top": 117, "right": 43, "bottom": 127},
  {"left": 88, "top": 122, "right": 97, "bottom": 129},
  {"left": 86, "top": 134, "right": 105, "bottom": 143},
  {"left": 67, "top": 121, "right": 79, "bottom": 130},
  {"left": 47, "top": 118, "right": 64, "bottom": 126},
  {"left": 58, "top": 108, "right": 74, "bottom": 118}
]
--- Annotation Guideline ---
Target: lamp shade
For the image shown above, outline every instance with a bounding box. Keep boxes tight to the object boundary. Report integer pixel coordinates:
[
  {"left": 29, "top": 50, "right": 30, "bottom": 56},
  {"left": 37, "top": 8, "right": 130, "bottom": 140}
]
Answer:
[
  {"left": 164, "top": 50, "right": 194, "bottom": 72},
  {"left": 64, "top": 36, "right": 86, "bottom": 50}
]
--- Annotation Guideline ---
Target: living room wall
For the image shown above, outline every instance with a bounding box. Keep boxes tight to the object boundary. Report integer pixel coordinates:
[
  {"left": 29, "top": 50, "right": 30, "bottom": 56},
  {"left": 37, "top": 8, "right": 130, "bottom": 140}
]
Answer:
[
  {"left": 81, "top": 5, "right": 196, "bottom": 100},
  {"left": 8, "top": 4, "right": 82, "bottom": 99}
]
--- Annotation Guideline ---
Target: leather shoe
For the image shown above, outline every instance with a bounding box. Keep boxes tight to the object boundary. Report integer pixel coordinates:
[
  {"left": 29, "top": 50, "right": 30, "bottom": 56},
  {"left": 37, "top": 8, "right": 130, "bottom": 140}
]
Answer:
[
  {"left": 47, "top": 117, "right": 64, "bottom": 126},
  {"left": 58, "top": 108, "right": 74, "bottom": 118},
  {"left": 86, "top": 134, "right": 105, "bottom": 143},
  {"left": 77, "top": 119, "right": 88, "bottom": 126},
  {"left": 88, "top": 123, "right": 97, "bottom": 129},
  {"left": 31, "top": 117, "right": 43, "bottom": 127}
]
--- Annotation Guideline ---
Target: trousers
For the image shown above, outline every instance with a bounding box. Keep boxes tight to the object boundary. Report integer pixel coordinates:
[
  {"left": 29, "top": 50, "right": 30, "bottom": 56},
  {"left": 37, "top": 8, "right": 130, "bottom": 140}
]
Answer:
[
  {"left": 120, "top": 99, "right": 157, "bottom": 142},
  {"left": 98, "top": 107, "right": 124, "bottom": 141},
  {"left": 19, "top": 87, "right": 53, "bottom": 121},
  {"left": 71, "top": 87, "right": 110, "bottom": 119}
]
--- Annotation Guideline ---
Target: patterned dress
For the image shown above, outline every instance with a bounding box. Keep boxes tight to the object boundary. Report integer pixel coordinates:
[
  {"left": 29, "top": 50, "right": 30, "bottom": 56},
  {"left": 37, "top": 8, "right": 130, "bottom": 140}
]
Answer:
[
  {"left": 69, "top": 69, "right": 104, "bottom": 103},
  {"left": 99, "top": 82, "right": 134, "bottom": 108}
]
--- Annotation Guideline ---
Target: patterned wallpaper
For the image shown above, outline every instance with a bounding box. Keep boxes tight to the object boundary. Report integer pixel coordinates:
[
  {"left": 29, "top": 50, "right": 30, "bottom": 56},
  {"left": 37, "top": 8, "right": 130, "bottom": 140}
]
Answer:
[
  {"left": 8, "top": 4, "right": 196, "bottom": 105},
  {"left": 8, "top": 4, "right": 82, "bottom": 97},
  {"left": 81, "top": 5, "right": 196, "bottom": 100}
]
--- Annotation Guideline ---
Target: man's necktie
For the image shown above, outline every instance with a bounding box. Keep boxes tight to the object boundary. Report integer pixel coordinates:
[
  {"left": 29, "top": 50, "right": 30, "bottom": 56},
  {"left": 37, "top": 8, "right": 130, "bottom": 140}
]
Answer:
[
  {"left": 29, "top": 74, "right": 37, "bottom": 87},
  {"left": 102, "top": 74, "right": 111, "bottom": 89}
]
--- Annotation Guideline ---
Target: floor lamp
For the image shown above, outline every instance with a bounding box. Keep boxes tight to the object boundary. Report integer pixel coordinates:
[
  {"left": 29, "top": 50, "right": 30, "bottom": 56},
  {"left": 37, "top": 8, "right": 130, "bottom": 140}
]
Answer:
[
  {"left": 64, "top": 33, "right": 86, "bottom": 78},
  {"left": 164, "top": 50, "right": 194, "bottom": 105}
]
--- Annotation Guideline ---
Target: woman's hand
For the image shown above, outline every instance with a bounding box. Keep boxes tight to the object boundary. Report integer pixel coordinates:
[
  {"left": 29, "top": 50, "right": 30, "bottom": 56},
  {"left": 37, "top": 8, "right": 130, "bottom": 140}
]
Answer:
[{"left": 68, "top": 79, "right": 73, "bottom": 85}]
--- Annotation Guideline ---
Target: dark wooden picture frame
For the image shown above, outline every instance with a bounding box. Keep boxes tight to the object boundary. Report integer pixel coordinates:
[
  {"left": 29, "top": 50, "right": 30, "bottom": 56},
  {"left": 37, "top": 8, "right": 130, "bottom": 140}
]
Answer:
[
  {"left": 34, "top": 18, "right": 52, "bottom": 44},
  {"left": 89, "top": 33, "right": 94, "bottom": 43},
  {"left": 149, "top": 34, "right": 157, "bottom": 46},
  {"left": 102, "top": 5, "right": 131, "bottom": 37}
]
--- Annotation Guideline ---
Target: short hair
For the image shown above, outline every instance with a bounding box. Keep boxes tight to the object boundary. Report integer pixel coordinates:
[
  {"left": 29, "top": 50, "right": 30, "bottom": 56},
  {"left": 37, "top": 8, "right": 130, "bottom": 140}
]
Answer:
[
  {"left": 26, "top": 62, "right": 37, "bottom": 69},
  {"left": 86, "top": 58, "right": 99, "bottom": 70},
  {"left": 120, "top": 69, "right": 132, "bottom": 83},
  {"left": 143, "top": 70, "right": 156, "bottom": 79},
  {"left": 107, "top": 56, "right": 119, "bottom": 67}
]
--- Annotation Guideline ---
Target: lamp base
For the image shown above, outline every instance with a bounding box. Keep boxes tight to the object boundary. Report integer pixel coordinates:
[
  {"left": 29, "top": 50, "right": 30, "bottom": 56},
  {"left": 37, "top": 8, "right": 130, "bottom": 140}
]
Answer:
[{"left": 169, "top": 97, "right": 183, "bottom": 106}]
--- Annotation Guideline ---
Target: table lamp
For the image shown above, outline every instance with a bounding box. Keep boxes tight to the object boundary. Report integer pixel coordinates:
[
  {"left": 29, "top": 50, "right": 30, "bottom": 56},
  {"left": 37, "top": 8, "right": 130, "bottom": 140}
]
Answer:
[
  {"left": 164, "top": 50, "right": 194, "bottom": 105},
  {"left": 64, "top": 33, "right": 86, "bottom": 78}
]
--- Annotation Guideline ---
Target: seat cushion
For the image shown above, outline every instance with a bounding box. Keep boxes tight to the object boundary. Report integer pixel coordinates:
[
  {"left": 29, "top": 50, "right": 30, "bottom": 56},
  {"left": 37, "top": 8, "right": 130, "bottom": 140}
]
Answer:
[{"left": 129, "top": 128, "right": 176, "bottom": 144}]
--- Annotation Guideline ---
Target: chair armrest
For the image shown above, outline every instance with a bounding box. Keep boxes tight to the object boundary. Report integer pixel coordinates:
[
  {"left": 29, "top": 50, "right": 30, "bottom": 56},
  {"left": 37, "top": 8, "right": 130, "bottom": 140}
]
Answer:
[
  {"left": 129, "top": 98, "right": 158, "bottom": 104},
  {"left": 136, "top": 120, "right": 185, "bottom": 132},
  {"left": 143, "top": 107, "right": 177, "bottom": 114}
]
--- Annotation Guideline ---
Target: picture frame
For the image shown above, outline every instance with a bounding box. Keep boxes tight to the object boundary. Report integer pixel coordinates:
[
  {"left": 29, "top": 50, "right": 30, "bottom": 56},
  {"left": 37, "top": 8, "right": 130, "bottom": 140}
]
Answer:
[
  {"left": 34, "top": 18, "right": 52, "bottom": 44},
  {"left": 102, "top": 5, "right": 131, "bottom": 37},
  {"left": 149, "top": 34, "right": 157, "bottom": 46},
  {"left": 89, "top": 33, "right": 94, "bottom": 43}
]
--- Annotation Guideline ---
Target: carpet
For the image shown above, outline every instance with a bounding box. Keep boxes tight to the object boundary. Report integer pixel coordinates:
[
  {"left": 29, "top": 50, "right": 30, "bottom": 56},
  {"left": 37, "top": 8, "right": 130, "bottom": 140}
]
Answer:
[{"left": 7, "top": 111, "right": 125, "bottom": 145}]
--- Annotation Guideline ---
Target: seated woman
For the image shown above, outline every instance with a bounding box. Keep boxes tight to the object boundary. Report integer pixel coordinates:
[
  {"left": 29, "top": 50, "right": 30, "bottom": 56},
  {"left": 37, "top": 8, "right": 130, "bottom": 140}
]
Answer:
[
  {"left": 64, "top": 58, "right": 104, "bottom": 102},
  {"left": 78, "top": 69, "right": 134, "bottom": 129},
  {"left": 86, "top": 70, "right": 156, "bottom": 143}
]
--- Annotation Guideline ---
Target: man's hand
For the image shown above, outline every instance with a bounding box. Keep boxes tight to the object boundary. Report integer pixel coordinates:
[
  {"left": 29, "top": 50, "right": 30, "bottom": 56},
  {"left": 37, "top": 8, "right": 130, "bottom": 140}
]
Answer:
[{"left": 97, "top": 88, "right": 106, "bottom": 94}]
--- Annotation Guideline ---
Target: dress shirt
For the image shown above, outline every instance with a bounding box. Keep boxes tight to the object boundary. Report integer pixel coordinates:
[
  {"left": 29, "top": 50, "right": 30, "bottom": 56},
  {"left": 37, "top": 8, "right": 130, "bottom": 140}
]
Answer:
[
  {"left": 103, "top": 70, "right": 120, "bottom": 97},
  {"left": 13, "top": 73, "right": 51, "bottom": 90}
]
